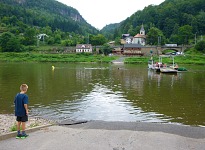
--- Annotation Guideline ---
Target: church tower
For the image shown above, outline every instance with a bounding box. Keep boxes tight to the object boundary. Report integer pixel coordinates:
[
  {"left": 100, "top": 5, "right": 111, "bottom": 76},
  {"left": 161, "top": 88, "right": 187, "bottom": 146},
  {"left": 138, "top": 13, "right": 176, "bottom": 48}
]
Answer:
[{"left": 140, "top": 24, "right": 145, "bottom": 35}]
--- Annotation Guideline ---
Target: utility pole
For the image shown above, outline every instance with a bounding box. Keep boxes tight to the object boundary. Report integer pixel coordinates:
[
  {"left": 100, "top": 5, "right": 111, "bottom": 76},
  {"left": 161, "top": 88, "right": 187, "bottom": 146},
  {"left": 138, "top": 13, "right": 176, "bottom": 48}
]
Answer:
[
  {"left": 87, "top": 34, "right": 89, "bottom": 44},
  {"left": 195, "top": 32, "right": 197, "bottom": 45},
  {"left": 37, "top": 36, "right": 39, "bottom": 47},
  {"left": 159, "top": 36, "right": 161, "bottom": 45}
]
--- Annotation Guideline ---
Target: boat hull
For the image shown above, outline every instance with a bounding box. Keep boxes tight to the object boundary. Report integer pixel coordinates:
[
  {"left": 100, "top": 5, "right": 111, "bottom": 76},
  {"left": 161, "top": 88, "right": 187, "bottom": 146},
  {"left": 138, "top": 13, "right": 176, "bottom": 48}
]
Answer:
[{"left": 160, "top": 68, "right": 178, "bottom": 73}]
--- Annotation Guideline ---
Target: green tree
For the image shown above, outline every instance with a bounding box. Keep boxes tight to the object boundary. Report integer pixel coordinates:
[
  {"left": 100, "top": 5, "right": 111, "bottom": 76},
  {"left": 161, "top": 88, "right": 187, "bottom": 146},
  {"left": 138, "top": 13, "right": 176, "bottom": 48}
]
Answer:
[
  {"left": 42, "top": 26, "right": 52, "bottom": 35},
  {"left": 100, "top": 44, "right": 112, "bottom": 55},
  {"left": 23, "top": 27, "right": 36, "bottom": 45},
  {"left": 196, "top": 11, "right": 205, "bottom": 34},
  {"left": 54, "top": 34, "right": 61, "bottom": 44},
  {"left": 178, "top": 25, "right": 193, "bottom": 45},
  {"left": 61, "top": 39, "right": 73, "bottom": 46},
  {"left": 146, "top": 27, "right": 165, "bottom": 45},
  {"left": 169, "top": 34, "right": 180, "bottom": 44},
  {"left": 114, "top": 37, "right": 121, "bottom": 45},
  {"left": 0, "top": 32, "right": 22, "bottom": 52},
  {"left": 47, "top": 37, "right": 55, "bottom": 45},
  {"left": 128, "top": 25, "right": 135, "bottom": 36},
  {"left": 195, "top": 40, "right": 205, "bottom": 52},
  {"left": 163, "top": 18, "right": 178, "bottom": 38},
  {"left": 90, "top": 34, "right": 107, "bottom": 46}
]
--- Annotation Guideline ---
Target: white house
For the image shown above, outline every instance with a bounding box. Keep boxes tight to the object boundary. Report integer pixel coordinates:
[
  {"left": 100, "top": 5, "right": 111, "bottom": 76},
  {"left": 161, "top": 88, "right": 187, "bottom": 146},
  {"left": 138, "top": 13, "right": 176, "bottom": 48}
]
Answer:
[
  {"left": 125, "top": 37, "right": 133, "bottom": 44},
  {"left": 121, "top": 34, "right": 133, "bottom": 44},
  {"left": 76, "top": 44, "right": 92, "bottom": 53}
]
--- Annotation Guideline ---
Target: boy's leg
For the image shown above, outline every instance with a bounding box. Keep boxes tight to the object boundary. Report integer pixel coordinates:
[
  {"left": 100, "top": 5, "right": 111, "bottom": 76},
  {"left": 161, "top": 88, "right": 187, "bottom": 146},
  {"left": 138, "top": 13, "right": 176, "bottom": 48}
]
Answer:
[
  {"left": 21, "top": 116, "right": 29, "bottom": 139},
  {"left": 21, "top": 115, "right": 28, "bottom": 132},
  {"left": 21, "top": 122, "right": 29, "bottom": 138},
  {"left": 22, "top": 122, "right": 26, "bottom": 131},
  {"left": 17, "top": 121, "right": 21, "bottom": 131},
  {"left": 16, "top": 118, "right": 22, "bottom": 139}
]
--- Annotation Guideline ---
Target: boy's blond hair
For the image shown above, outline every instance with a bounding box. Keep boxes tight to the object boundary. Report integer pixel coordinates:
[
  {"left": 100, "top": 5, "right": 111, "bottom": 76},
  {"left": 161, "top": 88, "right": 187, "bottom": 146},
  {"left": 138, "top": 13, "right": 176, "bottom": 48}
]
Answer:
[{"left": 20, "top": 84, "right": 28, "bottom": 92}]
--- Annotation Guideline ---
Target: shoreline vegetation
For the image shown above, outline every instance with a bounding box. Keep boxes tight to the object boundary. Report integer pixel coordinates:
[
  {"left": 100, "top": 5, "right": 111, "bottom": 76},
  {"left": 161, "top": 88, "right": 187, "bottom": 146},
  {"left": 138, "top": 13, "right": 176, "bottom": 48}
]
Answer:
[
  {"left": 0, "top": 52, "right": 118, "bottom": 63},
  {"left": 0, "top": 52, "right": 205, "bottom": 65},
  {"left": 0, "top": 114, "right": 54, "bottom": 135}
]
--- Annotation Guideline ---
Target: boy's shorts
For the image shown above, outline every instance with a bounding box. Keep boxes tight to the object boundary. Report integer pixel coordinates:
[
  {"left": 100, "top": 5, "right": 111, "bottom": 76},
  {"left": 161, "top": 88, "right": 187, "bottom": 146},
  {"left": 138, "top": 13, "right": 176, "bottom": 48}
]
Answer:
[{"left": 16, "top": 116, "right": 28, "bottom": 122}]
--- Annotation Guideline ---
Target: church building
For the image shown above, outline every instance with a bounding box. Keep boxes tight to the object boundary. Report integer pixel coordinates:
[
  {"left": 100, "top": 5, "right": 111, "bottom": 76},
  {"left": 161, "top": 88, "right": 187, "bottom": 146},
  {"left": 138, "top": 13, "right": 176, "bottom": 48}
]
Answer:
[{"left": 132, "top": 24, "right": 146, "bottom": 46}]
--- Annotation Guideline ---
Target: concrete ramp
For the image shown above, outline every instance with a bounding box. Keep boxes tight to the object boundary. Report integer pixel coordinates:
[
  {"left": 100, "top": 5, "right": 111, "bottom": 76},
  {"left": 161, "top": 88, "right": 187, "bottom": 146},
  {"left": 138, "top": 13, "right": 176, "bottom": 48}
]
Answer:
[{"left": 112, "top": 57, "right": 125, "bottom": 64}]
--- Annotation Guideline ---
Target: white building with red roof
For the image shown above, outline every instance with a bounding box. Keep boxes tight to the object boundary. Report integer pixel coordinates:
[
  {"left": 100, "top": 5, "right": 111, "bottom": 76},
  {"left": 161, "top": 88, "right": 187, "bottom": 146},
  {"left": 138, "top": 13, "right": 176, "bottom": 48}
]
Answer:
[
  {"left": 76, "top": 44, "right": 92, "bottom": 53},
  {"left": 132, "top": 24, "right": 146, "bottom": 46}
]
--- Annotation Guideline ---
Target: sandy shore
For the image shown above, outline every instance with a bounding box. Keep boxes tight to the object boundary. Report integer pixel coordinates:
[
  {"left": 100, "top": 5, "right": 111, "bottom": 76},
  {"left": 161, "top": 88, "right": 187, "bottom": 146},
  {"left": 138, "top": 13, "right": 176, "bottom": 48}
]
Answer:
[{"left": 0, "top": 114, "right": 54, "bottom": 135}]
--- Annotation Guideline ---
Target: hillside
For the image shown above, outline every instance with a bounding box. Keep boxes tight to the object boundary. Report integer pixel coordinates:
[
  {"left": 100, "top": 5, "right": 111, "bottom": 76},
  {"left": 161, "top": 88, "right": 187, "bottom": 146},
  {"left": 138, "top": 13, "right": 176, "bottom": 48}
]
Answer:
[
  {"left": 100, "top": 23, "right": 121, "bottom": 40},
  {"left": 102, "top": 0, "right": 205, "bottom": 44},
  {"left": 0, "top": 0, "right": 99, "bottom": 35}
]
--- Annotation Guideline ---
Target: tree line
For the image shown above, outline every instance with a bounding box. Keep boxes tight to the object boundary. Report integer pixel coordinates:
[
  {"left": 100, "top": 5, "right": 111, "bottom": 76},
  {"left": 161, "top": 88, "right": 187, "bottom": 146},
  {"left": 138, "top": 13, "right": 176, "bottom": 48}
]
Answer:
[
  {"left": 103, "top": 0, "right": 205, "bottom": 46},
  {"left": 0, "top": 0, "right": 205, "bottom": 54},
  {"left": 0, "top": 0, "right": 109, "bottom": 52}
]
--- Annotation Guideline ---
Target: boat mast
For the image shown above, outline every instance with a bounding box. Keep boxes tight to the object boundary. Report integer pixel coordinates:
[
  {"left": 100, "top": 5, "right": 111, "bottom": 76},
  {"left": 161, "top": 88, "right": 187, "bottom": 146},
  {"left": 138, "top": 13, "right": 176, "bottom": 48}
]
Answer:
[
  {"left": 172, "top": 56, "right": 175, "bottom": 68},
  {"left": 157, "top": 56, "right": 162, "bottom": 69}
]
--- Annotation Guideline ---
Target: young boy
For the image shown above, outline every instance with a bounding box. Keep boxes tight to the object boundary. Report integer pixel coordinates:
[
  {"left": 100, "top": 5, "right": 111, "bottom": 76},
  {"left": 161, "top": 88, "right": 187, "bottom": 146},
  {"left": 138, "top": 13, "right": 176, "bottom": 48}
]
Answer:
[{"left": 14, "top": 84, "right": 29, "bottom": 139}]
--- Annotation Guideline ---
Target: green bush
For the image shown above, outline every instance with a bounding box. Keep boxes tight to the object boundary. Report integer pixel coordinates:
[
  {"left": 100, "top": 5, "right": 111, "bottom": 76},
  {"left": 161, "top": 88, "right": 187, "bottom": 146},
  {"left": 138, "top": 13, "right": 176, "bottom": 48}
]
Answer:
[{"left": 195, "top": 40, "right": 205, "bottom": 52}]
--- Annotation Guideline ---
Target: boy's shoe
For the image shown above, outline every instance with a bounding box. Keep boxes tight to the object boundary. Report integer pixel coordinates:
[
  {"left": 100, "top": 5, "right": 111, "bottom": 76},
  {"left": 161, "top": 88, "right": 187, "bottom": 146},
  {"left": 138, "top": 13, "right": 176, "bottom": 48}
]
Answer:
[
  {"left": 16, "top": 134, "right": 22, "bottom": 139},
  {"left": 21, "top": 134, "right": 29, "bottom": 139}
]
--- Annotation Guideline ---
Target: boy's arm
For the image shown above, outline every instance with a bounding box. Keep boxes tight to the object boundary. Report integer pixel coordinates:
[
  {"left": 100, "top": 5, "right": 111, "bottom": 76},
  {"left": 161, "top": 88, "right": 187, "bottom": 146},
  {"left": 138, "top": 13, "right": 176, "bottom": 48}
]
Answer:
[{"left": 24, "top": 104, "right": 29, "bottom": 115}]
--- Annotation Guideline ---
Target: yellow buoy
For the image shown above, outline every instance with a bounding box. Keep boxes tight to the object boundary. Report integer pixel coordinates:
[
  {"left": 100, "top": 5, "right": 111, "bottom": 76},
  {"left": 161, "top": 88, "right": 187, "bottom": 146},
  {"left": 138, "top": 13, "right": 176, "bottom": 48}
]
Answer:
[{"left": 52, "top": 66, "right": 55, "bottom": 70}]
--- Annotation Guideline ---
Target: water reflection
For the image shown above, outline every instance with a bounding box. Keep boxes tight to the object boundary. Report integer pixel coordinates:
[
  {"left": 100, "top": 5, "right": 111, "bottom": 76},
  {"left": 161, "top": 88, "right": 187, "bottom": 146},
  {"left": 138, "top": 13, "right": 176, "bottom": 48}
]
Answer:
[
  {"left": 0, "top": 63, "right": 204, "bottom": 126},
  {"left": 31, "top": 84, "right": 171, "bottom": 123},
  {"left": 148, "top": 70, "right": 181, "bottom": 88}
]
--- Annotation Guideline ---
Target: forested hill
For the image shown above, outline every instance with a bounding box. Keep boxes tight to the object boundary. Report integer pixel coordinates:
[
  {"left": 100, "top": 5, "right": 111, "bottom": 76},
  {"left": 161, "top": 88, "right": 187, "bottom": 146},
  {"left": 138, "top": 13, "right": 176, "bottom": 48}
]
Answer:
[
  {"left": 100, "top": 23, "right": 121, "bottom": 40},
  {"left": 0, "top": 0, "right": 99, "bottom": 35},
  {"left": 102, "top": 0, "right": 205, "bottom": 44}
]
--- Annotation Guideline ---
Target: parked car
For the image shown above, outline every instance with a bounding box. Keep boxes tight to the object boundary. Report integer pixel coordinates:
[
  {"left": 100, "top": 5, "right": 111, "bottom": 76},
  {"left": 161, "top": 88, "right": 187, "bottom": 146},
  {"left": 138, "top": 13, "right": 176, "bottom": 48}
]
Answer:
[{"left": 165, "top": 52, "right": 183, "bottom": 56}]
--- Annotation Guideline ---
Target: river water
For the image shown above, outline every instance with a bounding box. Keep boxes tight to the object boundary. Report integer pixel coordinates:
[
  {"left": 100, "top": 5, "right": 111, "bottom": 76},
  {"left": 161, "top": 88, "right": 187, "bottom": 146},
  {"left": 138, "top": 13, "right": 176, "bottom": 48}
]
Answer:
[{"left": 0, "top": 62, "right": 204, "bottom": 126}]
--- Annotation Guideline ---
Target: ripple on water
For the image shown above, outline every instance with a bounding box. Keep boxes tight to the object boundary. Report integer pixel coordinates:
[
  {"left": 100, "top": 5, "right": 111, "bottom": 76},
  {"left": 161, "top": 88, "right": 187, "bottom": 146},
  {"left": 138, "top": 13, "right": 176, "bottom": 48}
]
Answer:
[{"left": 31, "top": 84, "right": 173, "bottom": 123}]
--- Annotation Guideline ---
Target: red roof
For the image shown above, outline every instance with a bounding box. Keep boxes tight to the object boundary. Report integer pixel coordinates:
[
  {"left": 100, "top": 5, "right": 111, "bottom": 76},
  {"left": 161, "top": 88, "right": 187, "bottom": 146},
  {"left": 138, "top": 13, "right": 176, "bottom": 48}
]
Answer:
[{"left": 134, "top": 34, "right": 146, "bottom": 38}]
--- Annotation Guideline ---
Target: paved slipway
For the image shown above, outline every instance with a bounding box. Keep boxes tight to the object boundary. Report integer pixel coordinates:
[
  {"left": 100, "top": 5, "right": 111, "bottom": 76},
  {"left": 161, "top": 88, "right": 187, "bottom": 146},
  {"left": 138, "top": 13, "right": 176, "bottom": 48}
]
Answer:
[
  {"left": 112, "top": 57, "right": 126, "bottom": 64},
  {"left": 0, "top": 120, "right": 204, "bottom": 150}
]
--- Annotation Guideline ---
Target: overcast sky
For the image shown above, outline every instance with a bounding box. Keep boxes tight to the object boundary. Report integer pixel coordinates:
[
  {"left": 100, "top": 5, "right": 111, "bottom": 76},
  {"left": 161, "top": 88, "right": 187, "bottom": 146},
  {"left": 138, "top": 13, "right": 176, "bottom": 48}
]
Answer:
[{"left": 57, "top": 0, "right": 165, "bottom": 30}]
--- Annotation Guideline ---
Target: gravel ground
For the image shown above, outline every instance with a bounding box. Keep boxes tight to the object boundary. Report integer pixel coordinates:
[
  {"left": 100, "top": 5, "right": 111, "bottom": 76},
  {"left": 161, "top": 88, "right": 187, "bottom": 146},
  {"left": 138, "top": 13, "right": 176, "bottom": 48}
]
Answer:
[{"left": 0, "top": 114, "right": 54, "bottom": 135}]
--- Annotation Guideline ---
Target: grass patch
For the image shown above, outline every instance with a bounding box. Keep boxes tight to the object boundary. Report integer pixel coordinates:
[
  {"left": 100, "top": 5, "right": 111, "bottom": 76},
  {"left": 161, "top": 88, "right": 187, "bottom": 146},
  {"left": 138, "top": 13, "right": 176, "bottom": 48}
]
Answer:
[
  {"left": 0, "top": 49, "right": 204, "bottom": 64},
  {"left": 29, "top": 122, "right": 39, "bottom": 128},
  {"left": 9, "top": 123, "right": 20, "bottom": 132},
  {"left": 9, "top": 122, "right": 40, "bottom": 132},
  {"left": 0, "top": 52, "right": 117, "bottom": 63}
]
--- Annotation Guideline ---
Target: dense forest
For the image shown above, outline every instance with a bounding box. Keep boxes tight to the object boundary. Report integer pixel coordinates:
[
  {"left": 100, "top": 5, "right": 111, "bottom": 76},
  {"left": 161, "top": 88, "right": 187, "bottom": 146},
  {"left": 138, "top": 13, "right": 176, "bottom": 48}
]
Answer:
[
  {"left": 0, "top": 0, "right": 99, "bottom": 34},
  {"left": 0, "top": 0, "right": 103, "bottom": 52},
  {"left": 0, "top": 0, "right": 205, "bottom": 53},
  {"left": 102, "top": 0, "right": 205, "bottom": 46}
]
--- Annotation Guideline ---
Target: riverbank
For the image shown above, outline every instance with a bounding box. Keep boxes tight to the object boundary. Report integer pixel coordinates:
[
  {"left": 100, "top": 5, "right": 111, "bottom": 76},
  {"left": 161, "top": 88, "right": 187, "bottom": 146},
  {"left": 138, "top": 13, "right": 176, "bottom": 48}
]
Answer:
[
  {"left": 125, "top": 54, "right": 205, "bottom": 65},
  {"left": 0, "top": 52, "right": 117, "bottom": 63},
  {"left": 0, "top": 52, "right": 205, "bottom": 65},
  {"left": 0, "top": 114, "right": 54, "bottom": 135}
]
